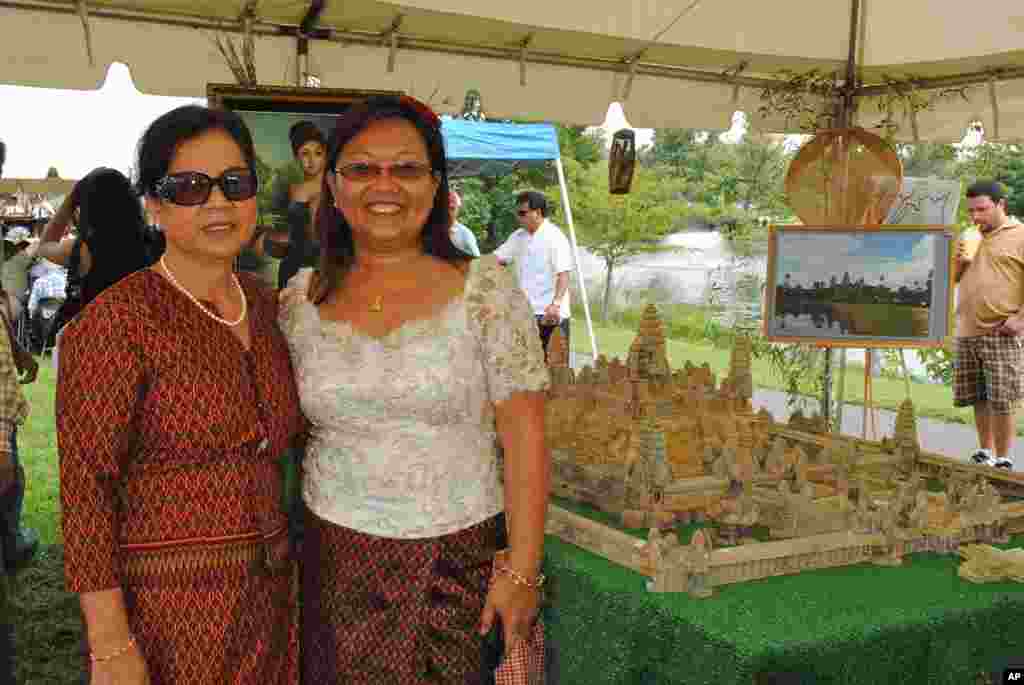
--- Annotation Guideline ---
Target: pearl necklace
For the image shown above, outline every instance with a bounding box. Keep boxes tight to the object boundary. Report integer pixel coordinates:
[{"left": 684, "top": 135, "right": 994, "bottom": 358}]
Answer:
[{"left": 159, "top": 256, "right": 247, "bottom": 327}]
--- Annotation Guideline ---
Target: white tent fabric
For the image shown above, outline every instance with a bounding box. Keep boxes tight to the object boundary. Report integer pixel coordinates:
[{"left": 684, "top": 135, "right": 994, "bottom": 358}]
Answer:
[{"left": 3, "top": 1, "right": 1024, "bottom": 140}]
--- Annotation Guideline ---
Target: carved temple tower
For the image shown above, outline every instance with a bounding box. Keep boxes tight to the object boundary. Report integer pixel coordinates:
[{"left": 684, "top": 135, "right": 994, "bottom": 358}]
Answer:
[
  {"left": 628, "top": 304, "right": 673, "bottom": 422},
  {"left": 726, "top": 333, "right": 754, "bottom": 408},
  {"left": 893, "top": 399, "right": 919, "bottom": 452}
]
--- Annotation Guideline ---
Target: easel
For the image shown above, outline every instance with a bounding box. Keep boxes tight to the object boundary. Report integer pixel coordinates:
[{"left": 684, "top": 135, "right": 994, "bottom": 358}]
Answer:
[{"left": 863, "top": 349, "right": 878, "bottom": 440}]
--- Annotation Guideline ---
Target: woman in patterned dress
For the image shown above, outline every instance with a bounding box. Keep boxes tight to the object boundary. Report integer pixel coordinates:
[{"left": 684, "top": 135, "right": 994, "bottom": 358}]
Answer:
[
  {"left": 56, "top": 105, "right": 304, "bottom": 684},
  {"left": 278, "top": 95, "right": 550, "bottom": 684}
]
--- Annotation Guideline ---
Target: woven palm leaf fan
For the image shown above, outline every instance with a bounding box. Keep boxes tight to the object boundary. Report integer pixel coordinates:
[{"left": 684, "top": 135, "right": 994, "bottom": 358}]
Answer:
[{"left": 785, "top": 128, "right": 903, "bottom": 225}]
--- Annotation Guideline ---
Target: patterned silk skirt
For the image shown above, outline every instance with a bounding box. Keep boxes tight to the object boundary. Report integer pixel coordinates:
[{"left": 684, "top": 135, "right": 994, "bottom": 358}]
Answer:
[
  {"left": 91, "top": 526, "right": 299, "bottom": 685},
  {"left": 302, "top": 508, "right": 545, "bottom": 685}
]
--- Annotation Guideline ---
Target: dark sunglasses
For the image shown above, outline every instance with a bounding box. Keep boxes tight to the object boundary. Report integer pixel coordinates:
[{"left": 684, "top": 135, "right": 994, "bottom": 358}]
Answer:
[
  {"left": 335, "top": 161, "right": 435, "bottom": 183},
  {"left": 154, "top": 169, "right": 258, "bottom": 206}
]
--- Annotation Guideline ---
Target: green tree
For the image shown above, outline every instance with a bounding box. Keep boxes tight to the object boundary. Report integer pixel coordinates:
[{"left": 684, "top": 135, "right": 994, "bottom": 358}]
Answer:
[
  {"left": 644, "top": 128, "right": 701, "bottom": 173},
  {"left": 570, "top": 162, "right": 689, "bottom": 320},
  {"left": 727, "top": 131, "right": 790, "bottom": 214},
  {"left": 956, "top": 142, "right": 1024, "bottom": 223},
  {"left": 454, "top": 174, "right": 521, "bottom": 252},
  {"left": 558, "top": 125, "right": 604, "bottom": 168}
]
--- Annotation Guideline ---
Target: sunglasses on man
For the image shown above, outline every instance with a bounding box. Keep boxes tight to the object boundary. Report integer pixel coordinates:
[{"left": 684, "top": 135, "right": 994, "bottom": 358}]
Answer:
[{"left": 154, "top": 169, "right": 259, "bottom": 206}]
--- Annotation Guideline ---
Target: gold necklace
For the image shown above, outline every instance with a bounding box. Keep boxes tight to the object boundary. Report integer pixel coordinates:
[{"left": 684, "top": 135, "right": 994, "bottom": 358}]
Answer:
[
  {"left": 159, "top": 256, "right": 247, "bottom": 327},
  {"left": 370, "top": 296, "right": 383, "bottom": 312}
]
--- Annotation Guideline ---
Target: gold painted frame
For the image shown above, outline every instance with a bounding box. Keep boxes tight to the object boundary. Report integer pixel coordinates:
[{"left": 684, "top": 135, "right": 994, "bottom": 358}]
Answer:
[
  {"left": 206, "top": 83, "right": 401, "bottom": 111},
  {"left": 763, "top": 224, "right": 956, "bottom": 348}
]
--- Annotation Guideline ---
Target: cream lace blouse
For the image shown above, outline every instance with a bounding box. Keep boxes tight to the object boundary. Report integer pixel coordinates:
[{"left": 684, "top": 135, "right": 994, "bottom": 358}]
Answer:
[{"left": 278, "top": 254, "right": 550, "bottom": 539}]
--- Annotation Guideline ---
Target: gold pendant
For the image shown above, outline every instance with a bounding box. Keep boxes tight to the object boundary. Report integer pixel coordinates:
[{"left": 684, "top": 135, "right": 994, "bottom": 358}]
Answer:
[{"left": 370, "top": 296, "right": 383, "bottom": 312}]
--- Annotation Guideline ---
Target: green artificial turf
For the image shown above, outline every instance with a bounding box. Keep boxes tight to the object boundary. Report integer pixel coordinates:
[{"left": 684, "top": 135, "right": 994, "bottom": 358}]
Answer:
[{"left": 544, "top": 497, "right": 1023, "bottom": 685}]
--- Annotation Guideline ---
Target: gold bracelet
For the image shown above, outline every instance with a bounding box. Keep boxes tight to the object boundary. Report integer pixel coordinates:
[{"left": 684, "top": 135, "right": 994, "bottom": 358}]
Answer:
[
  {"left": 89, "top": 636, "right": 136, "bottom": 663},
  {"left": 494, "top": 561, "right": 545, "bottom": 589}
]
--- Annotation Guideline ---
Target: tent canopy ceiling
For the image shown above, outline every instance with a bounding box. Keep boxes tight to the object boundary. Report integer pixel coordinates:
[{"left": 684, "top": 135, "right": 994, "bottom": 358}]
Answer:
[{"left": 3, "top": 1, "right": 1024, "bottom": 140}]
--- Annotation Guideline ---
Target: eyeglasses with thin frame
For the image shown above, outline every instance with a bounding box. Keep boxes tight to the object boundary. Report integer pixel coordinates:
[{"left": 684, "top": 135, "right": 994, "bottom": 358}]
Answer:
[
  {"left": 154, "top": 169, "right": 258, "bottom": 206},
  {"left": 334, "top": 161, "right": 436, "bottom": 183}
]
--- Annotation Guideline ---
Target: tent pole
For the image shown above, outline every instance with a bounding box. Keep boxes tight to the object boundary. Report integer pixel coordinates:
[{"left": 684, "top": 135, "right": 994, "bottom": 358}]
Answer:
[{"left": 554, "top": 158, "right": 599, "bottom": 362}]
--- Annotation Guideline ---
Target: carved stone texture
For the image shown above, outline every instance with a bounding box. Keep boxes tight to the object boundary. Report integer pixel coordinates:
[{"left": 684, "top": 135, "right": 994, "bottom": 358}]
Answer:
[{"left": 543, "top": 314, "right": 1015, "bottom": 591}]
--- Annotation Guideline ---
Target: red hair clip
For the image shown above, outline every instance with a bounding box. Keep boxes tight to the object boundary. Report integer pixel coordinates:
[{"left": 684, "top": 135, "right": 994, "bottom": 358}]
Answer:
[{"left": 399, "top": 95, "right": 441, "bottom": 130}]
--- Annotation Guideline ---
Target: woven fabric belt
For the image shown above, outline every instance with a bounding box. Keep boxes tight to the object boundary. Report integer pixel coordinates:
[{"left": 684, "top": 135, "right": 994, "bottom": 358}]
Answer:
[{"left": 119, "top": 525, "right": 290, "bottom": 587}]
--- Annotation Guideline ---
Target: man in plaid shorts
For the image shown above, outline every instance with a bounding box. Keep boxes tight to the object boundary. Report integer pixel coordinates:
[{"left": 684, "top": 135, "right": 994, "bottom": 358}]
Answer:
[{"left": 954, "top": 180, "right": 1024, "bottom": 469}]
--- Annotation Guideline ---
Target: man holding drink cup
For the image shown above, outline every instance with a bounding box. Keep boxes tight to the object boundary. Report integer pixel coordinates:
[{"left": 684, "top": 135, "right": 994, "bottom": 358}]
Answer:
[{"left": 954, "top": 180, "right": 1023, "bottom": 469}]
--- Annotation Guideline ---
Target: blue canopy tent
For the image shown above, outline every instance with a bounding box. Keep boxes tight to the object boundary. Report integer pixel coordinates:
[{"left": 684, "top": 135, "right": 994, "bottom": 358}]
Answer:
[{"left": 441, "top": 119, "right": 598, "bottom": 361}]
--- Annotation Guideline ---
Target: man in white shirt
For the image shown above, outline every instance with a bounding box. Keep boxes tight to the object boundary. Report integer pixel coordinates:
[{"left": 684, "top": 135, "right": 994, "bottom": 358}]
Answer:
[{"left": 493, "top": 190, "right": 573, "bottom": 361}]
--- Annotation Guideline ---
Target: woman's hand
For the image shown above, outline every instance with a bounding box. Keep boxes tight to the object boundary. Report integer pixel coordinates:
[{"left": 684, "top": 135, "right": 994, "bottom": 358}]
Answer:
[
  {"left": 479, "top": 571, "right": 541, "bottom": 659},
  {"left": 88, "top": 645, "right": 151, "bottom": 685}
]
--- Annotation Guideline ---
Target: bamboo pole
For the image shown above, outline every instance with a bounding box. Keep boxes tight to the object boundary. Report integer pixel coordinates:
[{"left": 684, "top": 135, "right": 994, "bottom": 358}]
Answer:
[{"left": 898, "top": 348, "right": 913, "bottom": 401}]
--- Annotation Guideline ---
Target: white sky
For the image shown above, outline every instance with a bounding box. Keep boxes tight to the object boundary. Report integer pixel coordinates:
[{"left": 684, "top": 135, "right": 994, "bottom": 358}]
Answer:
[{"left": 0, "top": 63, "right": 201, "bottom": 179}]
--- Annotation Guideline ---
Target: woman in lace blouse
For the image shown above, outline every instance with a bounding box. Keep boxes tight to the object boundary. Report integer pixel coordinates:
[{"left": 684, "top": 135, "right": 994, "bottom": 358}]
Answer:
[{"left": 278, "top": 95, "right": 551, "bottom": 684}]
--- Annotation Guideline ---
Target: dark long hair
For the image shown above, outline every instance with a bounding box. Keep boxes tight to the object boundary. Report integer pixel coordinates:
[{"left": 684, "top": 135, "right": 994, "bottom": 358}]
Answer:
[
  {"left": 309, "top": 95, "right": 466, "bottom": 304},
  {"left": 74, "top": 167, "right": 156, "bottom": 303}
]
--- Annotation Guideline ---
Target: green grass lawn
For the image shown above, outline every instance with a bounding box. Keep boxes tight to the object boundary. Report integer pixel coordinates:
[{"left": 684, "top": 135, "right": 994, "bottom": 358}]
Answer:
[
  {"left": 19, "top": 359, "right": 60, "bottom": 545},
  {"left": 570, "top": 318, "right": 1024, "bottom": 435}
]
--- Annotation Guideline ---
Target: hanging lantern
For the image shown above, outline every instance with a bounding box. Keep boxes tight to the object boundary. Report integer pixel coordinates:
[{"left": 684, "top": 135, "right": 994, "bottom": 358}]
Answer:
[{"left": 609, "top": 129, "right": 636, "bottom": 195}]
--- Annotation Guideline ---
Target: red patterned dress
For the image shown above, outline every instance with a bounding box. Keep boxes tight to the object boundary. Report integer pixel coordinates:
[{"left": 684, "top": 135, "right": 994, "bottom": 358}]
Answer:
[{"left": 56, "top": 269, "right": 305, "bottom": 685}]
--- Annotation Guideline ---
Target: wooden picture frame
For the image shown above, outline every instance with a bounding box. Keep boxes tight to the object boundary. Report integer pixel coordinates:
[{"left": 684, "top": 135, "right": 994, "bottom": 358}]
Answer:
[{"left": 763, "top": 225, "right": 956, "bottom": 348}]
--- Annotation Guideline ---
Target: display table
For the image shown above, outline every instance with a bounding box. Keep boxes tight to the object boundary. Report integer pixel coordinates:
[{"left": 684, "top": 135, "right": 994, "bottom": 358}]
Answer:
[{"left": 542, "top": 499, "right": 1023, "bottom": 685}]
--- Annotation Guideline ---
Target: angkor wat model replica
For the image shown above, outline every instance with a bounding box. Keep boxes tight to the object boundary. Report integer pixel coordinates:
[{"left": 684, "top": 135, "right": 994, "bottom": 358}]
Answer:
[{"left": 543, "top": 304, "right": 1024, "bottom": 597}]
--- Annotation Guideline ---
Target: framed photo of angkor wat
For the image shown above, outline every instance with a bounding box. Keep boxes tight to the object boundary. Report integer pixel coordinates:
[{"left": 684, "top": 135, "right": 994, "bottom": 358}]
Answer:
[{"left": 763, "top": 225, "right": 956, "bottom": 348}]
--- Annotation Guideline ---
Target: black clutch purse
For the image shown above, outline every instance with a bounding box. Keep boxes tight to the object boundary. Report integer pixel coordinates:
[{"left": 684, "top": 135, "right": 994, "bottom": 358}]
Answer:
[{"left": 480, "top": 512, "right": 510, "bottom": 683}]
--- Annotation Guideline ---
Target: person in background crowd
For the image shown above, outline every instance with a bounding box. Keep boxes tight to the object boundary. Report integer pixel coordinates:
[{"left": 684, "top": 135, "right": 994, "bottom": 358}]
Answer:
[
  {"left": 449, "top": 189, "right": 481, "bottom": 257},
  {"left": 0, "top": 140, "right": 39, "bottom": 685},
  {"left": 37, "top": 166, "right": 164, "bottom": 312},
  {"left": 57, "top": 105, "right": 304, "bottom": 684},
  {"left": 493, "top": 190, "right": 573, "bottom": 362},
  {"left": 278, "top": 94, "right": 549, "bottom": 684},
  {"left": 2, "top": 226, "right": 37, "bottom": 323},
  {"left": 954, "top": 180, "right": 1024, "bottom": 470},
  {"left": 0, "top": 136, "right": 38, "bottom": 593}
]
